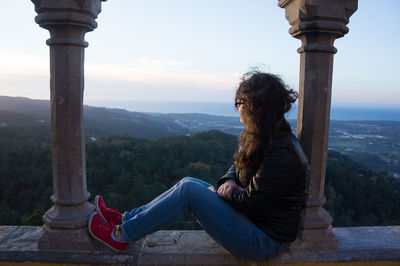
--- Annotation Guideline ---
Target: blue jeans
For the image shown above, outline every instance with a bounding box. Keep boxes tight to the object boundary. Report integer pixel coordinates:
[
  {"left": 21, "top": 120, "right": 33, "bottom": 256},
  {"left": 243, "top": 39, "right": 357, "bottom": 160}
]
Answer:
[{"left": 121, "top": 177, "right": 290, "bottom": 261}]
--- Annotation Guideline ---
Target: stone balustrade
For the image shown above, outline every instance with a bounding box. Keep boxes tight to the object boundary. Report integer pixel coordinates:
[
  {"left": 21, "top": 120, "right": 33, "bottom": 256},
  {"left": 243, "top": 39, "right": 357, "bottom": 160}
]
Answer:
[
  {"left": 2, "top": 0, "right": 400, "bottom": 264},
  {"left": 4, "top": 1, "right": 398, "bottom": 265}
]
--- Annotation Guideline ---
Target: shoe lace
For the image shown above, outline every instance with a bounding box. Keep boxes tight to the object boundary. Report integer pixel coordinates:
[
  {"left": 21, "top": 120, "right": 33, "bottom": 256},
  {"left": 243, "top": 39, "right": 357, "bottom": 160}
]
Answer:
[{"left": 114, "top": 225, "right": 122, "bottom": 241}]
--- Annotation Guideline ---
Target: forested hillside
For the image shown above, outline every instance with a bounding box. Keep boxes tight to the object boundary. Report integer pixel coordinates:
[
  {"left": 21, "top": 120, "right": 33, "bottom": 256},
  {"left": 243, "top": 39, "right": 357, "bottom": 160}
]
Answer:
[{"left": 1, "top": 128, "right": 399, "bottom": 228}]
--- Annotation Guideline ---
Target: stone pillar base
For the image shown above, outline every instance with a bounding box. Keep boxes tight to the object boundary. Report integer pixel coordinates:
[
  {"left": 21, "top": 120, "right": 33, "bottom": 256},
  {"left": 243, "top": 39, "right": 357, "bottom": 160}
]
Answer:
[
  {"left": 290, "top": 206, "right": 338, "bottom": 250},
  {"left": 38, "top": 201, "right": 95, "bottom": 251},
  {"left": 290, "top": 225, "right": 338, "bottom": 250},
  {"left": 38, "top": 225, "right": 93, "bottom": 251}
]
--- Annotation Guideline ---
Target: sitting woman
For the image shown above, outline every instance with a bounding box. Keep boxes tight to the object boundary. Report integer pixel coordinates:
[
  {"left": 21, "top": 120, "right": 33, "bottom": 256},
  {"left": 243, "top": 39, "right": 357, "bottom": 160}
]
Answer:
[{"left": 88, "top": 71, "right": 310, "bottom": 261}]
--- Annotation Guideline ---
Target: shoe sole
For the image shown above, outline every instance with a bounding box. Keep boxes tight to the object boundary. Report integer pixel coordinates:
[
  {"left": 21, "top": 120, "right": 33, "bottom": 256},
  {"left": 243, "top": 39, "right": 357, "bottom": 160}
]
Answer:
[
  {"left": 88, "top": 212, "right": 126, "bottom": 252},
  {"left": 95, "top": 195, "right": 108, "bottom": 223}
]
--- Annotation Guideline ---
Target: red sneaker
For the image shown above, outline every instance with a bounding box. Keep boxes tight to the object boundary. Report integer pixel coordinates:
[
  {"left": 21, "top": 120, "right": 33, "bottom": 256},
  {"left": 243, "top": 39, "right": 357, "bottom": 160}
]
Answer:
[
  {"left": 88, "top": 212, "right": 128, "bottom": 252},
  {"left": 95, "top": 195, "right": 123, "bottom": 225}
]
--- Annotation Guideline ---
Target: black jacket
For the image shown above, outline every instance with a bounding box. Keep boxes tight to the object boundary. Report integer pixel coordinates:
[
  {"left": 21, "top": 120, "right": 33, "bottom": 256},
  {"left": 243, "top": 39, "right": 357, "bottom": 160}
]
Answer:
[{"left": 217, "top": 130, "right": 309, "bottom": 243}]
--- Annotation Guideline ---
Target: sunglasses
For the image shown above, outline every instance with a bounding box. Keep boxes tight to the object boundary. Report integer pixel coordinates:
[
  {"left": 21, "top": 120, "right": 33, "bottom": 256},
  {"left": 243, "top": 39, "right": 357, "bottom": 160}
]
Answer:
[{"left": 235, "top": 99, "right": 245, "bottom": 109}]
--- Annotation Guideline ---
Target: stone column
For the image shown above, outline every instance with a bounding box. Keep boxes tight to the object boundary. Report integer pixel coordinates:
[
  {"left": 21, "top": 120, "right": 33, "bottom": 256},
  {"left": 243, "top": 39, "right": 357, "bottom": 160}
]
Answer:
[
  {"left": 278, "top": 0, "right": 357, "bottom": 250},
  {"left": 31, "top": 0, "right": 104, "bottom": 251}
]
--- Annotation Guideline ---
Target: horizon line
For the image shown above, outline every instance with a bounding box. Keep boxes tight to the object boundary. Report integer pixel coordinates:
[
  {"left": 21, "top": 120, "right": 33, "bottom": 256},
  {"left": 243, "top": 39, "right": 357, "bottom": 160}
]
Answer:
[{"left": 1, "top": 95, "right": 400, "bottom": 109}]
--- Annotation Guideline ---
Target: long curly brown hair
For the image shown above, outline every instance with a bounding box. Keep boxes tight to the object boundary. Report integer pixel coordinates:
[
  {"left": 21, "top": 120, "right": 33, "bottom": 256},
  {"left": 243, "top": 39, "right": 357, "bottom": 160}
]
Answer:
[{"left": 234, "top": 71, "right": 298, "bottom": 171}]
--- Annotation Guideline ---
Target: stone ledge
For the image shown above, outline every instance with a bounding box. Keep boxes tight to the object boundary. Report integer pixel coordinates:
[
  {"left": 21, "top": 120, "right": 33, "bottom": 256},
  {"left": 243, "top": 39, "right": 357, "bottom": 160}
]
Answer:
[{"left": 0, "top": 226, "right": 399, "bottom": 265}]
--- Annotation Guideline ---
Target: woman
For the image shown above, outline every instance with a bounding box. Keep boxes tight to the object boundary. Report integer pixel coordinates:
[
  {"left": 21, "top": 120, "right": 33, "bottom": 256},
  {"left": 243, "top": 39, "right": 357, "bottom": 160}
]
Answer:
[{"left": 88, "top": 71, "right": 310, "bottom": 261}]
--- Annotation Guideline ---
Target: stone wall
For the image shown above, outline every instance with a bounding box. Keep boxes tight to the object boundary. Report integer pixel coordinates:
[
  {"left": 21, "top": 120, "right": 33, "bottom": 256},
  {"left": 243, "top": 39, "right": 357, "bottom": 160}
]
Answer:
[{"left": 1, "top": 226, "right": 400, "bottom": 265}]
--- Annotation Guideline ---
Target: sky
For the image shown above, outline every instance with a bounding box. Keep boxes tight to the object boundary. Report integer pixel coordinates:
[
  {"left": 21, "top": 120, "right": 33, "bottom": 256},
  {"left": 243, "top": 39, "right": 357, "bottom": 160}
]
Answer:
[{"left": 0, "top": 0, "right": 399, "bottom": 112}]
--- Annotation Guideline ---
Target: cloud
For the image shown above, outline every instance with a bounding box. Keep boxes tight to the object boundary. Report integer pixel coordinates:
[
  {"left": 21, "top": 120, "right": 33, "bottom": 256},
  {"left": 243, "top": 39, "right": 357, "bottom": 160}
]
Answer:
[
  {"left": 0, "top": 51, "right": 48, "bottom": 78},
  {"left": 0, "top": 50, "right": 241, "bottom": 102},
  {"left": 86, "top": 59, "right": 241, "bottom": 91},
  {"left": 0, "top": 50, "right": 241, "bottom": 97}
]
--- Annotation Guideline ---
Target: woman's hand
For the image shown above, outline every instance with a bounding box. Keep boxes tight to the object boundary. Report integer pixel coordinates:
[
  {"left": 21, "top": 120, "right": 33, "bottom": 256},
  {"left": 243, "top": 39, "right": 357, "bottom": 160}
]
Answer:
[{"left": 217, "top": 179, "right": 241, "bottom": 200}]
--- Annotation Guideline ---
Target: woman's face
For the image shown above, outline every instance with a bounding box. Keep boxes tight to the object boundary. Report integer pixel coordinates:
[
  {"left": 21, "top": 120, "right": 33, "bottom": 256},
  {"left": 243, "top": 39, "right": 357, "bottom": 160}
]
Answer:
[
  {"left": 238, "top": 104, "right": 248, "bottom": 125},
  {"left": 236, "top": 98, "right": 249, "bottom": 125}
]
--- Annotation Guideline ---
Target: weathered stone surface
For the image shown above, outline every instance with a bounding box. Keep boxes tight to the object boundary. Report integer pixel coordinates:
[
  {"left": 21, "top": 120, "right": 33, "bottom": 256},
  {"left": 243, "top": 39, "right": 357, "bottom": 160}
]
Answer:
[
  {"left": 334, "top": 226, "right": 400, "bottom": 250},
  {"left": 31, "top": 0, "right": 105, "bottom": 251},
  {"left": 0, "top": 226, "right": 41, "bottom": 251},
  {"left": 32, "top": 0, "right": 103, "bottom": 31},
  {"left": 31, "top": 0, "right": 103, "bottom": 209},
  {"left": 0, "top": 226, "right": 18, "bottom": 244},
  {"left": 1, "top": 227, "right": 399, "bottom": 265},
  {"left": 279, "top": 0, "right": 358, "bottom": 250},
  {"left": 0, "top": 226, "right": 141, "bottom": 264},
  {"left": 142, "top": 231, "right": 224, "bottom": 254},
  {"left": 139, "top": 231, "right": 243, "bottom": 265}
]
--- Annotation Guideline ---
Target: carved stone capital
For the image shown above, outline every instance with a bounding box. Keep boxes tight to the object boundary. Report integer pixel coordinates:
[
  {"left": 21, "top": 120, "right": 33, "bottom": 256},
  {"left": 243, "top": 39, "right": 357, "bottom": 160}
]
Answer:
[
  {"left": 279, "top": 0, "right": 357, "bottom": 53},
  {"left": 31, "top": 0, "right": 103, "bottom": 32}
]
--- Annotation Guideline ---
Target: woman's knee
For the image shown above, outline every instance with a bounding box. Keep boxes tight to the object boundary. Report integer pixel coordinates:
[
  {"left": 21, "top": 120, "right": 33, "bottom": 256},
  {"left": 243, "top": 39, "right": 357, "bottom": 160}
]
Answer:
[
  {"left": 174, "top": 177, "right": 194, "bottom": 188},
  {"left": 180, "top": 177, "right": 199, "bottom": 188},
  {"left": 180, "top": 176, "right": 199, "bottom": 184},
  {"left": 179, "top": 177, "right": 204, "bottom": 188},
  {"left": 177, "top": 177, "right": 205, "bottom": 195}
]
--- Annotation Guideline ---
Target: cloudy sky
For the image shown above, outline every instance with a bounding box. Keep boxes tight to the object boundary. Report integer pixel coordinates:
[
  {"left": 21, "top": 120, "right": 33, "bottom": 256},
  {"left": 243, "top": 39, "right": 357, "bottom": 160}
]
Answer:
[{"left": 0, "top": 0, "right": 399, "bottom": 111}]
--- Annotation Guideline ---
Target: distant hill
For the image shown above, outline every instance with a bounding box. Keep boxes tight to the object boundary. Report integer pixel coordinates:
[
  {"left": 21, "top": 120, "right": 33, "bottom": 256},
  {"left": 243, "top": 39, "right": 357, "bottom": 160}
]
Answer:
[
  {"left": 0, "top": 96, "right": 50, "bottom": 116},
  {"left": 0, "top": 96, "right": 242, "bottom": 140},
  {"left": 2, "top": 96, "right": 400, "bottom": 174}
]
